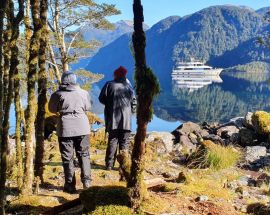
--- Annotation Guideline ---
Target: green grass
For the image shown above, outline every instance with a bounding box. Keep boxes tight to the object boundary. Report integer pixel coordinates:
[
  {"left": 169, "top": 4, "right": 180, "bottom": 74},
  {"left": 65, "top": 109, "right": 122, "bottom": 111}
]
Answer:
[{"left": 189, "top": 140, "right": 242, "bottom": 170}]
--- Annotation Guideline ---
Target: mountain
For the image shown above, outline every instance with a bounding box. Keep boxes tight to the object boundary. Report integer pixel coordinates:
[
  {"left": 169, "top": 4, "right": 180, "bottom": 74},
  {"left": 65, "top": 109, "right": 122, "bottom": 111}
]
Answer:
[
  {"left": 70, "top": 20, "right": 149, "bottom": 70},
  {"left": 86, "top": 5, "right": 270, "bottom": 88},
  {"left": 256, "top": 7, "right": 270, "bottom": 16},
  {"left": 81, "top": 20, "right": 146, "bottom": 46}
]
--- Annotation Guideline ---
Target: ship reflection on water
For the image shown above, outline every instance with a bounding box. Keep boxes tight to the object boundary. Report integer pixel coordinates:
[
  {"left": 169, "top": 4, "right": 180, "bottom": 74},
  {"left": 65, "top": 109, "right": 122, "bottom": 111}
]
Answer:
[{"left": 172, "top": 74, "right": 223, "bottom": 92}]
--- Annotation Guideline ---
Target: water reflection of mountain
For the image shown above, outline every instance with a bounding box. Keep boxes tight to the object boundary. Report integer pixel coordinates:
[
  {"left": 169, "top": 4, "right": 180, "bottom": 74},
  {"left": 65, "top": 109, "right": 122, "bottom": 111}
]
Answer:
[{"left": 155, "top": 70, "right": 270, "bottom": 123}]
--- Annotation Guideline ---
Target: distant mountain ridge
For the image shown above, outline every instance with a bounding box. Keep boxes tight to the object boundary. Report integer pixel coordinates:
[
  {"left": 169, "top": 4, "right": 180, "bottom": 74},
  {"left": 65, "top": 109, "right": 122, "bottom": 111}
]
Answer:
[
  {"left": 86, "top": 5, "right": 270, "bottom": 88},
  {"left": 71, "top": 20, "right": 148, "bottom": 70}
]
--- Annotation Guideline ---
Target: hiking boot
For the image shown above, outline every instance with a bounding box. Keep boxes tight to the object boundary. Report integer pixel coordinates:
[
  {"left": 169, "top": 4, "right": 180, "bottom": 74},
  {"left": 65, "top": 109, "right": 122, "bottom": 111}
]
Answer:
[
  {"left": 106, "top": 166, "right": 112, "bottom": 171},
  {"left": 63, "top": 183, "right": 77, "bottom": 194},
  {"left": 83, "top": 181, "right": 91, "bottom": 189}
]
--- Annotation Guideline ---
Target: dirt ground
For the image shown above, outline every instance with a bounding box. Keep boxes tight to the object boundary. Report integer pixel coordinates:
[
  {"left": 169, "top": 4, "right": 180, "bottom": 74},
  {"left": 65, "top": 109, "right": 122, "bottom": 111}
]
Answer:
[{"left": 6, "top": 139, "right": 269, "bottom": 215}]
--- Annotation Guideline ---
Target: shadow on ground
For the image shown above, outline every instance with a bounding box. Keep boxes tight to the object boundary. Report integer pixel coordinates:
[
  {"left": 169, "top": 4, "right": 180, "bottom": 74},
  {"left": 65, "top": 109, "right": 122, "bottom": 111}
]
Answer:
[{"left": 247, "top": 203, "right": 270, "bottom": 215}]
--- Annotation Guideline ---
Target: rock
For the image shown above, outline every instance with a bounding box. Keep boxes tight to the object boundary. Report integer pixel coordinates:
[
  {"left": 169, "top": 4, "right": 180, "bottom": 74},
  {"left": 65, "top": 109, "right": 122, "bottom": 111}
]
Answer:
[
  {"left": 179, "top": 135, "right": 197, "bottom": 154},
  {"left": 188, "top": 133, "right": 198, "bottom": 144},
  {"left": 252, "top": 111, "right": 270, "bottom": 135},
  {"left": 239, "top": 128, "right": 256, "bottom": 146},
  {"left": 230, "top": 117, "right": 245, "bottom": 128},
  {"left": 146, "top": 132, "right": 175, "bottom": 153},
  {"left": 203, "top": 134, "right": 225, "bottom": 145},
  {"left": 235, "top": 186, "right": 244, "bottom": 194},
  {"left": 244, "top": 112, "right": 254, "bottom": 129},
  {"left": 237, "top": 176, "right": 251, "bottom": 186},
  {"left": 256, "top": 173, "right": 270, "bottom": 187},
  {"left": 173, "top": 122, "right": 201, "bottom": 135},
  {"left": 172, "top": 122, "right": 209, "bottom": 141},
  {"left": 195, "top": 195, "right": 209, "bottom": 202},
  {"left": 245, "top": 146, "right": 267, "bottom": 163},
  {"left": 162, "top": 172, "right": 177, "bottom": 179},
  {"left": 216, "top": 125, "right": 239, "bottom": 138},
  {"left": 176, "top": 172, "right": 187, "bottom": 183}
]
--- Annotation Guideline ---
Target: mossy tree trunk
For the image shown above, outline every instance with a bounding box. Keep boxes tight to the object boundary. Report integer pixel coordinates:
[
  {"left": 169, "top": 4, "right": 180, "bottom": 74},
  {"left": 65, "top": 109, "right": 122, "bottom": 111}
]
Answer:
[
  {"left": 2, "top": 20, "right": 11, "bottom": 108},
  {"left": 0, "top": 1, "right": 7, "bottom": 213},
  {"left": 22, "top": 0, "right": 42, "bottom": 195},
  {"left": 128, "top": 0, "right": 160, "bottom": 212},
  {"left": 35, "top": 0, "right": 48, "bottom": 183},
  {"left": 12, "top": 0, "right": 25, "bottom": 192},
  {"left": 0, "top": 0, "right": 24, "bottom": 212}
]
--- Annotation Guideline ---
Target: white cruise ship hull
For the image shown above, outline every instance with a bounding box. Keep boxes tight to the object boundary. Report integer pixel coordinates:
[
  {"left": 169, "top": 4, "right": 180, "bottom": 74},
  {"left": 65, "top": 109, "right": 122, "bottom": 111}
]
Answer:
[{"left": 172, "top": 68, "right": 223, "bottom": 76}]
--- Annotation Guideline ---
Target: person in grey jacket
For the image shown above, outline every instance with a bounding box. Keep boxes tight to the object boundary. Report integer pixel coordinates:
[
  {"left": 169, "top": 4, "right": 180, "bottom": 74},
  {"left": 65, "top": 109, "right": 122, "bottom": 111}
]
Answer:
[
  {"left": 99, "top": 66, "right": 136, "bottom": 170},
  {"left": 49, "top": 72, "right": 91, "bottom": 193}
]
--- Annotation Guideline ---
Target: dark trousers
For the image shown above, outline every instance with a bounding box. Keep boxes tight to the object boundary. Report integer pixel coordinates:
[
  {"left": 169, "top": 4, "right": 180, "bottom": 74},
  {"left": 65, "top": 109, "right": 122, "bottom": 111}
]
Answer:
[
  {"left": 58, "top": 135, "right": 91, "bottom": 185},
  {"left": 105, "top": 130, "right": 131, "bottom": 168}
]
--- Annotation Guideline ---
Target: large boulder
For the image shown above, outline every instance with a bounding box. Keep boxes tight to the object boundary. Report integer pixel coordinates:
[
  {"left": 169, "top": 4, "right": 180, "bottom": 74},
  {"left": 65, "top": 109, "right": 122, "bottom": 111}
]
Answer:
[
  {"left": 146, "top": 132, "right": 175, "bottom": 153},
  {"left": 244, "top": 146, "right": 267, "bottom": 163},
  {"left": 216, "top": 125, "right": 239, "bottom": 140},
  {"left": 252, "top": 111, "right": 270, "bottom": 135},
  {"left": 172, "top": 122, "right": 209, "bottom": 142}
]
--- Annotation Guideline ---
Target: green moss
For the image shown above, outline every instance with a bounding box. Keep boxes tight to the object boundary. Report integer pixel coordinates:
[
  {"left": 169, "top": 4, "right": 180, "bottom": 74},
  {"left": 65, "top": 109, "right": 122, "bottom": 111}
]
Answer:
[
  {"left": 134, "top": 67, "right": 160, "bottom": 122},
  {"left": 90, "top": 205, "right": 132, "bottom": 215},
  {"left": 80, "top": 186, "right": 130, "bottom": 213},
  {"left": 252, "top": 111, "right": 270, "bottom": 135}
]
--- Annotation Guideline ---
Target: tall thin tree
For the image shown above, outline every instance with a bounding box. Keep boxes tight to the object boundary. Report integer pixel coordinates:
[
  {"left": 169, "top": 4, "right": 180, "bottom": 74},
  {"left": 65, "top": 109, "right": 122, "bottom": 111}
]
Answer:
[
  {"left": 12, "top": 0, "right": 25, "bottom": 191},
  {"left": 0, "top": 0, "right": 24, "bottom": 212},
  {"left": 35, "top": 0, "right": 48, "bottom": 183},
  {"left": 128, "top": 0, "right": 160, "bottom": 211},
  {"left": 0, "top": 0, "right": 8, "bottom": 213},
  {"left": 22, "top": 0, "right": 42, "bottom": 194}
]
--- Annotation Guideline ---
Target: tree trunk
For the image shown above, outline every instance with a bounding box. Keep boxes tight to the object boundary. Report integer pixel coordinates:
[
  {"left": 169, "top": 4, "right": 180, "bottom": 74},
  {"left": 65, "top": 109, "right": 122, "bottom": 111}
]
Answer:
[
  {"left": 128, "top": 0, "right": 160, "bottom": 212},
  {"left": 35, "top": 0, "right": 48, "bottom": 183},
  {"left": 0, "top": 0, "right": 7, "bottom": 146},
  {"left": 12, "top": 0, "right": 25, "bottom": 192},
  {"left": 3, "top": 22, "right": 11, "bottom": 107},
  {"left": 22, "top": 0, "right": 41, "bottom": 195},
  {"left": 0, "top": 1, "right": 7, "bottom": 213},
  {"left": 48, "top": 42, "right": 61, "bottom": 83},
  {"left": 54, "top": 0, "right": 68, "bottom": 72}
]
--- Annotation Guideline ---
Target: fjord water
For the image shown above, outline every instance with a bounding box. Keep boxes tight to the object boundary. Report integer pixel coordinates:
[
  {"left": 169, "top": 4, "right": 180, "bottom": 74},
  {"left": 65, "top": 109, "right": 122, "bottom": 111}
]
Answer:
[
  {"left": 154, "top": 69, "right": 270, "bottom": 124},
  {"left": 8, "top": 69, "right": 270, "bottom": 133}
]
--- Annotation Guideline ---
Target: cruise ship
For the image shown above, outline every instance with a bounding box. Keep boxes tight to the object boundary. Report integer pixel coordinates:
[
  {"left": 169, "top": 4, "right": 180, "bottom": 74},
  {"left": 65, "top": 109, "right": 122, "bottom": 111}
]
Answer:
[{"left": 172, "top": 60, "right": 223, "bottom": 76}]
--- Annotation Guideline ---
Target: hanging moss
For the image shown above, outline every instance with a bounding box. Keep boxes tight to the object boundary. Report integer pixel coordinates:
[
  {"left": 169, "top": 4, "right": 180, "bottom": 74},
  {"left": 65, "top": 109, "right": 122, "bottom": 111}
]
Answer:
[{"left": 134, "top": 67, "right": 160, "bottom": 122}]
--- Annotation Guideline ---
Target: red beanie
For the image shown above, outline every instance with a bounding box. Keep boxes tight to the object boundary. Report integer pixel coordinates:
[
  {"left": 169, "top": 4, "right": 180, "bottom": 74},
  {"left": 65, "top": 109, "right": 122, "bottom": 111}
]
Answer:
[{"left": 114, "top": 66, "right": 128, "bottom": 78}]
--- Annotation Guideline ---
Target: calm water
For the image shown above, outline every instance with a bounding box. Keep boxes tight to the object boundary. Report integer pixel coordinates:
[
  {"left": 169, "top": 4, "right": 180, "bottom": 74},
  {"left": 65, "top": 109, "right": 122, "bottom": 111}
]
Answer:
[
  {"left": 9, "top": 69, "right": 270, "bottom": 133},
  {"left": 154, "top": 70, "right": 270, "bottom": 123}
]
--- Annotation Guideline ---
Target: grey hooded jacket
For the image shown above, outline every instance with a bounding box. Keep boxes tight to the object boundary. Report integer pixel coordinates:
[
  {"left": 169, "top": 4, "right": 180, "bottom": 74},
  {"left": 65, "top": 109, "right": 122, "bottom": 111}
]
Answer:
[
  {"left": 99, "top": 77, "right": 136, "bottom": 132},
  {"left": 49, "top": 73, "right": 91, "bottom": 137}
]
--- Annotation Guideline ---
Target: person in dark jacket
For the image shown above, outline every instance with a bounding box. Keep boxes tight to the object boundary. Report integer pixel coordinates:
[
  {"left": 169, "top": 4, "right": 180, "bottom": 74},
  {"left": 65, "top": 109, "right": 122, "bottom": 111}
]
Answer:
[
  {"left": 49, "top": 72, "right": 91, "bottom": 193},
  {"left": 99, "top": 66, "right": 136, "bottom": 170}
]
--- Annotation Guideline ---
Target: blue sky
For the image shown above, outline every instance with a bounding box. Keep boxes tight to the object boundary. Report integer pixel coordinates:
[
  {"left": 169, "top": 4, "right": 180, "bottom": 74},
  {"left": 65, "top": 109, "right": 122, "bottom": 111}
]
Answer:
[{"left": 96, "top": 0, "right": 270, "bottom": 26}]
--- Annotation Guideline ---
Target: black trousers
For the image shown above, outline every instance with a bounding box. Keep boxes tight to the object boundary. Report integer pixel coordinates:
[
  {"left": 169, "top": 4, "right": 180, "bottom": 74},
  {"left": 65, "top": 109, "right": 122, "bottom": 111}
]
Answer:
[
  {"left": 105, "top": 130, "right": 131, "bottom": 168},
  {"left": 58, "top": 135, "right": 91, "bottom": 185}
]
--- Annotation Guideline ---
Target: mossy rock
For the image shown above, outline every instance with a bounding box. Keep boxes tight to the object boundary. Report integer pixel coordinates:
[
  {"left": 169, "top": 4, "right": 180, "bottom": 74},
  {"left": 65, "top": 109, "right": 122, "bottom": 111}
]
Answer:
[
  {"left": 252, "top": 111, "right": 270, "bottom": 135},
  {"left": 79, "top": 186, "right": 131, "bottom": 213}
]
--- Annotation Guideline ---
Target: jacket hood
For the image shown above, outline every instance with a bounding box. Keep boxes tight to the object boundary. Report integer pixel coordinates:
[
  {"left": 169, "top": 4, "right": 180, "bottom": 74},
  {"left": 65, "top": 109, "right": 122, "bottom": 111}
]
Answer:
[{"left": 61, "top": 71, "right": 77, "bottom": 85}]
